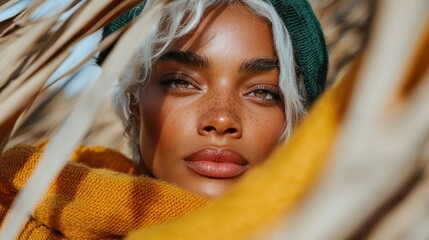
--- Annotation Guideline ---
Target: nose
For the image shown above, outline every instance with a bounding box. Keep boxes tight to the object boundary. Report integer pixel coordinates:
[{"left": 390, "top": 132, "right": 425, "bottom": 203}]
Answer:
[{"left": 197, "top": 108, "right": 242, "bottom": 139}]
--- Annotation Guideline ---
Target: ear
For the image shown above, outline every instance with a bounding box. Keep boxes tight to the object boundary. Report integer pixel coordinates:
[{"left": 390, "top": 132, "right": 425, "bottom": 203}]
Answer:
[{"left": 128, "top": 92, "right": 141, "bottom": 127}]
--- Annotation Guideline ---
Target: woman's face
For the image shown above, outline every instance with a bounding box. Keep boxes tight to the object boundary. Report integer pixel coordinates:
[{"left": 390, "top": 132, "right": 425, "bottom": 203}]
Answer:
[{"left": 136, "top": 4, "right": 285, "bottom": 198}]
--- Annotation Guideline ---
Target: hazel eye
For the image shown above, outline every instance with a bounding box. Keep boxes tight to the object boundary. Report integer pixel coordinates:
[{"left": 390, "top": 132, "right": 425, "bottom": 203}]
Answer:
[
  {"left": 246, "top": 84, "right": 281, "bottom": 105},
  {"left": 169, "top": 79, "right": 195, "bottom": 89},
  {"left": 250, "top": 89, "right": 274, "bottom": 100},
  {"left": 160, "top": 73, "right": 200, "bottom": 94}
]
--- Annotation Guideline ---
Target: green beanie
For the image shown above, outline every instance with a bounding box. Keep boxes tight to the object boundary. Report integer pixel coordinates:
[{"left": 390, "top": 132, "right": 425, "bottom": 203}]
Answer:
[{"left": 98, "top": 0, "right": 328, "bottom": 105}]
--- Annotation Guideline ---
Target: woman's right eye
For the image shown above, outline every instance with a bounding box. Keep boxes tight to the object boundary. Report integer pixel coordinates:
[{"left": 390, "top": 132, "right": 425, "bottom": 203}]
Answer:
[
  {"left": 166, "top": 79, "right": 195, "bottom": 89},
  {"left": 160, "top": 74, "right": 199, "bottom": 93}
]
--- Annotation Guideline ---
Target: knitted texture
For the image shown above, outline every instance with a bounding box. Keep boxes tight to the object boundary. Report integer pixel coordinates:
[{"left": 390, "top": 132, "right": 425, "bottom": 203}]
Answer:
[
  {"left": 269, "top": 0, "right": 329, "bottom": 104},
  {"left": 0, "top": 144, "right": 207, "bottom": 239},
  {"left": 98, "top": 0, "right": 328, "bottom": 105}
]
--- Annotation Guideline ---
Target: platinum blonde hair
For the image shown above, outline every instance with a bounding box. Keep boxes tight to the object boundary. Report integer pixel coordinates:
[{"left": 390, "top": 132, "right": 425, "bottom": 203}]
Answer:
[{"left": 112, "top": 0, "right": 307, "bottom": 162}]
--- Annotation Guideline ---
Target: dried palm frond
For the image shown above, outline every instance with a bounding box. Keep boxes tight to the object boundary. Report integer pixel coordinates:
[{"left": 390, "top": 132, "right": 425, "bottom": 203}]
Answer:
[
  {"left": 0, "top": 1, "right": 168, "bottom": 239},
  {"left": 1, "top": 0, "right": 428, "bottom": 239},
  {"left": 7, "top": 87, "right": 130, "bottom": 157},
  {"left": 6, "top": 0, "right": 377, "bottom": 155},
  {"left": 309, "top": 0, "right": 375, "bottom": 85},
  {"left": 6, "top": 78, "right": 78, "bottom": 147},
  {"left": 121, "top": 2, "right": 429, "bottom": 235},
  {"left": 269, "top": 0, "right": 429, "bottom": 239},
  {"left": 7, "top": 0, "right": 377, "bottom": 159}
]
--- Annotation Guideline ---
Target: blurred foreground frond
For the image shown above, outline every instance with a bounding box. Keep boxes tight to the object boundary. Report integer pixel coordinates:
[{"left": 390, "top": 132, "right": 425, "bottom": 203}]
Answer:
[
  {"left": 0, "top": 0, "right": 428, "bottom": 239},
  {"left": 271, "top": 1, "right": 429, "bottom": 239},
  {"left": 309, "top": 0, "right": 375, "bottom": 85},
  {"left": 0, "top": 0, "right": 167, "bottom": 239}
]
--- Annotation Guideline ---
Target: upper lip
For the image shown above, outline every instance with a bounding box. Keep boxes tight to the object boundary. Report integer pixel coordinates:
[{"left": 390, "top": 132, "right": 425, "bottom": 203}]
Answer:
[{"left": 184, "top": 147, "right": 248, "bottom": 165}]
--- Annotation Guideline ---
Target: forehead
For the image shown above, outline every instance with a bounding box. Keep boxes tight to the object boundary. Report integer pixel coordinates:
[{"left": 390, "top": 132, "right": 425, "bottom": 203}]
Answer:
[{"left": 171, "top": 4, "right": 276, "bottom": 58}]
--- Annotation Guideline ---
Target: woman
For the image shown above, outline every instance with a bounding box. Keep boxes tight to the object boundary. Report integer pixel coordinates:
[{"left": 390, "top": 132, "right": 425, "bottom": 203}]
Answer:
[
  {"left": 108, "top": 0, "right": 328, "bottom": 198},
  {"left": 0, "top": 0, "right": 328, "bottom": 238}
]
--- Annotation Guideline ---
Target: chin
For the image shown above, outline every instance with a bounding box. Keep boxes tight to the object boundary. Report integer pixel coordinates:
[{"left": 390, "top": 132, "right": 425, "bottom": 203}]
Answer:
[{"left": 183, "top": 178, "right": 239, "bottom": 199}]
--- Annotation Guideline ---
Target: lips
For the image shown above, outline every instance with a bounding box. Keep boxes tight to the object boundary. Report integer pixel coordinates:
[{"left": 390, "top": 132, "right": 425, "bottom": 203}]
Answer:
[{"left": 184, "top": 147, "right": 249, "bottom": 179}]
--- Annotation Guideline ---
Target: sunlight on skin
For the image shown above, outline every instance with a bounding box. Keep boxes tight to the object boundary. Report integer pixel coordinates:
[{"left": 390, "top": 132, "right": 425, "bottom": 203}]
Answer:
[{"left": 136, "top": 4, "right": 286, "bottom": 199}]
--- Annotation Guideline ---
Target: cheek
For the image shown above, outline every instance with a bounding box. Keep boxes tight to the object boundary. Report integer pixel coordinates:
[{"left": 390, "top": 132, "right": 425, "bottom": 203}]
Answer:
[
  {"left": 139, "top": 92, "right": 164, "bottom": 145},
  {"left": 143, "top": 99, "right": 195, "bottom": 139},
  {"left": 246, "top": 109, "right": 285, "bottom": 161},
  {"left": 139, "top": 94, "right": 197, "bottom": 159},
  {"left": 137, "top": 87, "right": 169, "bottom": 170}
]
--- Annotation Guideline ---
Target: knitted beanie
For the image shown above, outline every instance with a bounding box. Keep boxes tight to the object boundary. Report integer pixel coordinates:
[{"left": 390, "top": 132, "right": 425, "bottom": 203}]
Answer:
[{"left": 98, "top": 0, "right": 328, "bottom": 105}]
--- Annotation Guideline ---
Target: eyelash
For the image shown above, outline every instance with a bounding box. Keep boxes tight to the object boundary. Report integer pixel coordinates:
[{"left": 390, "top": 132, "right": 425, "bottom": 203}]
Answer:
[
  {"left": 246, "top": 84, "right": 281, "bottom": 105},
  {"left": 160, "top": 74, "right": 281, "bottom": 105},
  {"left": 160, "top": 73, "right": 199, "bottom": 93}
]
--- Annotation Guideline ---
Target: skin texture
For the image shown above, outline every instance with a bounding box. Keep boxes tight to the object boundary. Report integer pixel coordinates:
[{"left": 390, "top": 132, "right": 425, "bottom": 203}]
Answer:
[{"left": 135, "top": 4, "right": 286, "bottom": 199}]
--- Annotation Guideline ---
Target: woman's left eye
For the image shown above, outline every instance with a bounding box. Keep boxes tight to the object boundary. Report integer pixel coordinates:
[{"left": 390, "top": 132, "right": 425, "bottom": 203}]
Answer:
[
  {"left": 249, "top": 89, "right": 275, "bottom": 100},
  {"left": 246, "top": 84, "right": 281, "bottom": 104}
]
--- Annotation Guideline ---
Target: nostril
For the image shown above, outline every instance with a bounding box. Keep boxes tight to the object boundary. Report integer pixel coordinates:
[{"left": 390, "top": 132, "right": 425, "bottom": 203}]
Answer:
[
  {"left": 202, "top": 126, "right": 238, "bottom": 135},
  {"left": 226, "top": 128, "right": 237, "bottom": 134},
  {"left": 203, "top": 126, "right": 216, "bottom": 132}
]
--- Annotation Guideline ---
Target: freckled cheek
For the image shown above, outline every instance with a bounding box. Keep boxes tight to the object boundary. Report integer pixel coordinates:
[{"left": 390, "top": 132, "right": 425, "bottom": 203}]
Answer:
[{"left": 245, "top": 110, "right": 285, "bottom": 159}]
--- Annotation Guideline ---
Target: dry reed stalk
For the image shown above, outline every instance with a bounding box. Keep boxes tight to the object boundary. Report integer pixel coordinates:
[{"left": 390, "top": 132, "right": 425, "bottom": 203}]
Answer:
[
  {"left": 7, "top": 92, "right": 131, "bottom": 157},
  {"left": 0, "top": 0, "right": 142, "bottom": 149},
  {"left": 0, "top": 1, "right": 168, "bottom": 239},
  {"left": 269, "top": 0, "right": 429, "bottom": 239},
  {"left": 7, "top": 0, "right": 377, "bottom": 166},
  {"left": 309, "top": 0, "right": 374, "bottom": 85},
  {"left": 366, "top": 142, "right": 429, "bottom": 240},
  {"left": 0, "top": 1, "right": 22, "bottom": 10},
  {"left": 1, "top": 0, "right": 428, "bottom": 239},
  {"left": 7, "top": 85, "right": 78, "bottom": 147},
  {"left": 7, "top": 0, "right": 376, "bottom": 158}
]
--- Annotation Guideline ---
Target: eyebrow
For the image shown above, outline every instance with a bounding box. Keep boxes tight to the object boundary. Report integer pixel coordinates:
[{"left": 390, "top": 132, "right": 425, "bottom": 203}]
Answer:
[
  {"left": 157, "top": 50, "right": 278, "bottom": 73},
  {"left": 158, "top": 50, "right": 210, "bottom": 69},
  {"left": 239, "top": 58, "right": 279, "bottom": 73}
]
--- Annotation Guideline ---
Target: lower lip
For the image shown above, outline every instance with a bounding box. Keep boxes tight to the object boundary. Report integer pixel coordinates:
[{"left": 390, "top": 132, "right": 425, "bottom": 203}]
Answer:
[{"left": 185, "top": 161, "right": 248, "bottom": 178}]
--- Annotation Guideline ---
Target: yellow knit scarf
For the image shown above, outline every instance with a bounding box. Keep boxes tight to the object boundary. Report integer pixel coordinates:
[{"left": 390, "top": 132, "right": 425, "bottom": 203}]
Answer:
[{"left": 0, "top": 144, "right": 207, "bottom": 239}]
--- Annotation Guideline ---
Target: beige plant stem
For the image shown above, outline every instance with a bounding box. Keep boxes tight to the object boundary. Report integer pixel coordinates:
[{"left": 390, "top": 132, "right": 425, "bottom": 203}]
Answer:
[
  {"left": 3, "top": 0, "right": 53, "bottom": 37},
  {"left": 0, "top": 1, "right": 167, "bottom": 239},
  {"left": 0, "top": 1, "right": 111, "bottom": 102},
  {"left": 270, "top": 0, "right": 429, "bottom": 239},
  {"left": 0, "top": 0, "right": 21, "bottom": 11},
  {"left": 366, "top": 140, "right": 429, "bottom": 240},
  {"left": 0, "top": 0, "right": 140, "bottom": 153},
  {"left": 0, "top": 0, "right": 62, "bottom": 38},
  {"left": 0, "top": 49, "right": 71, "bottom": 152},
  {"left": 42, "top": 27, "right": 125, "bottom": 91},
  {"left": 0, "top": 16, "right": 59, "bottom": 91}
]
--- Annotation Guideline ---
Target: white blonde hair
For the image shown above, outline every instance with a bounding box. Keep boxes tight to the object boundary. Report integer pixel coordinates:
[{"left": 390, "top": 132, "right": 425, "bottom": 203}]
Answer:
[{"left": 111, "top": 0, "right": 307, "bottom": 162}]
